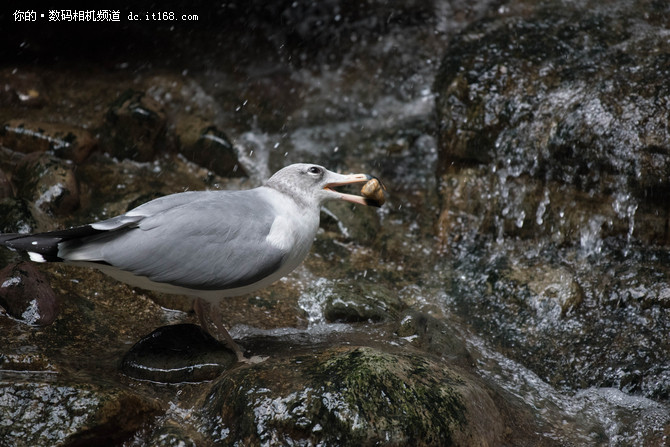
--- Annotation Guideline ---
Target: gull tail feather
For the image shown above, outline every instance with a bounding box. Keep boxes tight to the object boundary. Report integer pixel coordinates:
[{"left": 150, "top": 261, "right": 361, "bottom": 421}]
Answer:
[
  {"left": 0, "top": 215, "right": 144, "bottom": 263},
  {"left": 0, "top": 225, "right": 108, "bottom": 262}
]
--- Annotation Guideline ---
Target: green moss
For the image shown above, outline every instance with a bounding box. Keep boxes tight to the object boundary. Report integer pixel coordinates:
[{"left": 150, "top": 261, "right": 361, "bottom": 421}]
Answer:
[
  {"left": 204, "top": 347, "right": 469, "bottom": 446},
  {"left": 315, "top": 348, "right": 467, "bottom": 446}
]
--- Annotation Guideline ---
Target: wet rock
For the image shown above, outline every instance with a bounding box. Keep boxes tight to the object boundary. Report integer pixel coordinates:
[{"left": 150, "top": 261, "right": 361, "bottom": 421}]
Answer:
[
  {"left": 142, "top": 423, "right": 201, "bottom": 447},
  {"left": 72, "top": 151, "right": 232, "bottom": 227},
  {"left": 395, "top": 310, "right": 473, "bottom": 365},
  {"left": 0, "top": 168, "right": 12, "bottom": 199},
  {"left": 0, "top": 352, "right": 57, "bottom": 374},
  {"left": 180, "top": 126, "right": 246, "bottom": 177},
  {"left": 436, "top": 166, "right": 638, "bottom": 246},
  {"left": 321, "top": 200, "right": 382, "bottom": 244},
  {"left": 0, "top": 261, "right": 59, "bottom": 326},
  {"left": 13, "top": 152, "right": 80, "bottom": 220},
  {"left": 433, "top": 0, "right": 670, "bottom": 408},
  {"left": 322, "top": 281, "right": 402, "bottom": 323},
  {"left": 434, "top": 0, "right": 670, "bottom": 245},
  {"left": 101, "top": 90, "right": 167, "bottom": 161},
  {"left": 144, "top": 76, "right": 248, "bottom": 177},
  {"left": 0, "top": 381, "right": 162, "bottom": 447},
  {"left": 121, "top": 324, "right": 236, "bottom": 383},
  {"left": 450, "top": 239, "right": 670, "bottom": 401},
  {"left": 508, "top": 263, "right": 583, "bottom": 316},
  {"left": 0, "top": 198, "right": 36, "bottom": 235},
  {"left": 202, "top": 346, "right": 505, "bottom": 446},
  {"left": 0, "top": 69, "right": 47, "bottom": 107},
  {"left": 0, "top": 119, "right": 96, "bottom": 163}
]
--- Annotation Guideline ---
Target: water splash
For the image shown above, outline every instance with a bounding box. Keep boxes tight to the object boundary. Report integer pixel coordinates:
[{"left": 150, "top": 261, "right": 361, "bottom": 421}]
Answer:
[
  {"left": 536, "top": 188, "right": 550, "bottom": 226},
  {"left": 579, "top": 215, "right": 605, "bottom": 258},
  {"left": 464, "top": 332, "right": 670, "bottom": 446},
  {"left": 612, "top": 191, "right": 638, "bottom": 255},
  {"left": 234, "top": 131, "right": 272, "bottom": 182},
  {"left": 297, "top": 277, "right": 331, "bottom": 326}
]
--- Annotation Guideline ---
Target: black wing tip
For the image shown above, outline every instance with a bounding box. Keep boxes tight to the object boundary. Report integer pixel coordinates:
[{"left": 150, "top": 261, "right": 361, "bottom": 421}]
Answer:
[
  {"left": 0, "top": 233, "right": 20, "bottom": 244},
  {"left": 0, "top": 224, "right": 104, "bottom": 263}
]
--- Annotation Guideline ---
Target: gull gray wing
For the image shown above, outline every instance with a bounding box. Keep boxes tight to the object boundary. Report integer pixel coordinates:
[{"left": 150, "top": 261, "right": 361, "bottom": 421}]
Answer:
[
  {"left": 0, "top": 192, "right": 198, "bottom": 261},
  {"left": 60, "top": 189, "right": 290, "bottom": 291}
]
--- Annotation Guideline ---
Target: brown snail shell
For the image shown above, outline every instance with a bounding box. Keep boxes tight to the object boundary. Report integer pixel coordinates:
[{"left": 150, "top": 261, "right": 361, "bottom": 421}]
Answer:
[{"left": 361, "top": 177, "right": 386, "bottom": 206}]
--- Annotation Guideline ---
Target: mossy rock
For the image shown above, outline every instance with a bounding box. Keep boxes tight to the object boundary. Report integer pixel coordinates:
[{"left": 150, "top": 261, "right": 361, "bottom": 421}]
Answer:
[{"left": 202, "top": 346, "right": 504, "bottom": 446}]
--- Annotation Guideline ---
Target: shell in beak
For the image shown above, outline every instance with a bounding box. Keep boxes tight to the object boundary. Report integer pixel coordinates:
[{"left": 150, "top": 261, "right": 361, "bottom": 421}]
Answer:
[{"left": 324, "top": 173, "right": 385, "bottom": 207}]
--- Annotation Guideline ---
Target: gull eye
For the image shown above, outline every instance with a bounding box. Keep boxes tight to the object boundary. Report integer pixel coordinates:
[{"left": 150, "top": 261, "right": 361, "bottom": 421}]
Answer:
[{"left": 307, "top": 166, "right": 323, "bottom": 175}]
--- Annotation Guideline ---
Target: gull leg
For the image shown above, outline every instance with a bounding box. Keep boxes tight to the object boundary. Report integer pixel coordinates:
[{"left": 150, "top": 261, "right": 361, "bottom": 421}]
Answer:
[
  {"left": 193, "top": 297, "right": 266, "bottom": 364},
  {"left": 193, "top": 297, "right": 244, "bottom": 361}
]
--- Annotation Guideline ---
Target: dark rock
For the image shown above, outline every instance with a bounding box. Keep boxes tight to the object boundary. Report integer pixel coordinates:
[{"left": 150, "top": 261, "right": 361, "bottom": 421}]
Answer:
[
  {"left": 0, "top": 168, "right": 12, "bottom": 199},
  {"left": 0, "top": 261, "right": 59, "bottom": 326},
  {"left": 395, "top": 310, "right": 473, "bottom": 365},
  {"left": 434, "top": 0, "right": 670, "bottom": 245},
  {"left": 202, "top": 346, "right": 505, "bottom": 446},
  {"left": 144, "top": 76, "right": 247, "bottom": 177},
  {"left": 121, "top": 323, "right": 236, "bottom": 383},
  {"left": 450, "top": 241, "right": 670, "bottom": 400},
  {"left": 435, "top": 166, "right": 640, "bottom": 245},
  {"left": 322, "top": 281, "right": 402, "bottom": 323},
  {"left": 0, "top": 69, "right": 47, "bottom": 107},
  {"left": 13, "top": 152, "right": 80, "bottom": 220},
  {"left": 101, "top": 89, "right": 167, "bottom": 161},
  {"left": 0, "top": 119, "right": 96, "bottom": 163},
  {"left": 0, "top": 381, "right": 162, "bottom": 447},
  {"left": 507, "top": 263, "right": 584, "bottom": 316},
  {"left": 0, "top": 197, "right": 36, "bottom": 234},
  {"left": 181, "top": 126, "right": 246, "bottom": 177},
  {"left": 0, "top": 351, "right": 56, "bottom": 373},
  {"left": 320, "top": 200, "right": 382, "bottom": 244}
]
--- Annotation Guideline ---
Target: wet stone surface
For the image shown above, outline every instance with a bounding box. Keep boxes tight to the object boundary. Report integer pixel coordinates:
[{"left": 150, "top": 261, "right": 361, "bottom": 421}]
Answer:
[
  {"left": 321, "top": 281, "right": 402, "bottom": 324},
  {"left": 182, "top": 126, "right": 247, "bottom": 178},
  {"left": 13, "top": 153, "right": 80, "bottom": 222},
  {"left": 0, "top": 262, "right": 59, "bottom": 326},
  {"left": 121, "top": 324, "right": 236, "bottom": 383},
  {"left": 0, "top": 380, "right": 162, "bottom": 447},
  {"left": 0, "top": 69, "right": 47, "bottom": 108},
  {"left": 0, "top": 119, "right": 96, "bottom": 163},
  {"left": 435, "top": 0, "right": 670, "bottom": 246},
  {"left": 101, "top": 89, "right": 169, "bottom": 162},
  {"left": 201, "top": 346, "right": 504, "bottom": 446},
  {"left": 0, "top": 169, "right": 12, "bottom": 199},
  {"left": 433, "top": 2, "right": 670, "bottom": 443}
]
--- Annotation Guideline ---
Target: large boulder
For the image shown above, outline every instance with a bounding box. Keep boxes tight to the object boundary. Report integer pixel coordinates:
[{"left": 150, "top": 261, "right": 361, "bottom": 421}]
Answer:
[{"left": 435, "top": 0, "right": 670, "bottom": 246}]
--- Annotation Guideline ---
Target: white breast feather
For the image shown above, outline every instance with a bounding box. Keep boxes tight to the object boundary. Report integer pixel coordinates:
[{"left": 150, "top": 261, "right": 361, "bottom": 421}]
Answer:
[{"left": 265, "top": 215, "right": 295, "bottom": 251}]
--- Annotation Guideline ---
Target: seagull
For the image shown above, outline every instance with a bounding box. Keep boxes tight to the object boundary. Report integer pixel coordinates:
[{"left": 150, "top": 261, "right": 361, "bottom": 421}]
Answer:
[{"left": 0, "top": 163, "right": 380, "bottom": 362}]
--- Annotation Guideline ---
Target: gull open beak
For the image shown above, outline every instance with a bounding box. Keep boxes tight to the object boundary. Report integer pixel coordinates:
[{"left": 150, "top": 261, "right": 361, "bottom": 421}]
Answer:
[{"left": 324, "top": 173, "right": 381, "bottom": 207}]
